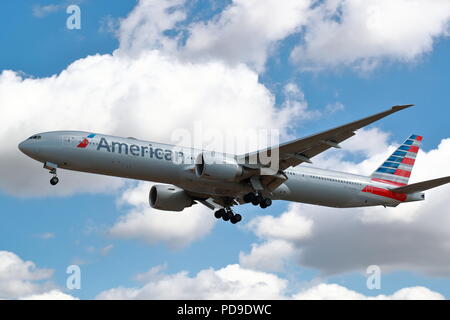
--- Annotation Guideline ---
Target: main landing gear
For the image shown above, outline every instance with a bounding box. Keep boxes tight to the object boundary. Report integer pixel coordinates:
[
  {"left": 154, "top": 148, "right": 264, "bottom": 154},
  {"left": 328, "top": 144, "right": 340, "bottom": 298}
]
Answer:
[
  {"left": 214, "top": 208, "right": 242, "bottom": 224},
  {"left": 243, "top": 192, "right": 272, "bottom": 209}
]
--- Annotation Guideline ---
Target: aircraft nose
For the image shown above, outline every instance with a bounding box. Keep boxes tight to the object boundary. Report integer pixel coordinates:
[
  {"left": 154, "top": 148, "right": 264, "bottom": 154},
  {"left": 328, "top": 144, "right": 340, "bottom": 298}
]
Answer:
[
  {"left": 18, "top": 141, "right": 27, "bottom": 153},
  {"left": 18, "top": 140, "right": 41, "bottom": 157}
]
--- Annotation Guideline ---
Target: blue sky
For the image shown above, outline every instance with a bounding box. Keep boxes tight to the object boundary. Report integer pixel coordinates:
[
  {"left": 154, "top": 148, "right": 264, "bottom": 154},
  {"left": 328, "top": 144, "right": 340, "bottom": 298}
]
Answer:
[{"left": 1, "top": 0, "right": 450, "bottom": 300}]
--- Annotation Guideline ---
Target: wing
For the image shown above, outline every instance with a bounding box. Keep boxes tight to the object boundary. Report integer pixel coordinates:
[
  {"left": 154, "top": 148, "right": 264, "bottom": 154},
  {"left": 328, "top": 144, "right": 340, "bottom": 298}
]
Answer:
[
  {"left": 238, "top": 104, "right": 414, "bottom": 171},
  {"left": 390, "top": 176, "right": 450, "bottom": 194}
]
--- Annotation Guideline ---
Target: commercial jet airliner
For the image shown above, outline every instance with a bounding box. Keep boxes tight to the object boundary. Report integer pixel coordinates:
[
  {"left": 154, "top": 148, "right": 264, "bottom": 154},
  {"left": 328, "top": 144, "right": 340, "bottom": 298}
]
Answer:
[{"left": 18, "top": 105, "right": 450, "bottom": 224}]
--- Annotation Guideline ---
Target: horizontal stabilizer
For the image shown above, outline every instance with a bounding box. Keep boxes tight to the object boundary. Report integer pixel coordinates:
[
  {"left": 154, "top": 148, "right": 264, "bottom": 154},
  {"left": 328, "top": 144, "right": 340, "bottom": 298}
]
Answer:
[{"left": 390, "top": 176, "right": 450, "bottom": 194}]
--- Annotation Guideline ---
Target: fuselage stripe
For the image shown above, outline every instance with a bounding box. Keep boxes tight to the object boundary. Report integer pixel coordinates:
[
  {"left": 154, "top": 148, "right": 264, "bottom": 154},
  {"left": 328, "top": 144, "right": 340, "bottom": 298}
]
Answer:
[
  {"left": 371, "top": 178, "right": 407, "bottom": 186},
  {"left": 362, "top": 186, "right": 407, "bottom": 202}
]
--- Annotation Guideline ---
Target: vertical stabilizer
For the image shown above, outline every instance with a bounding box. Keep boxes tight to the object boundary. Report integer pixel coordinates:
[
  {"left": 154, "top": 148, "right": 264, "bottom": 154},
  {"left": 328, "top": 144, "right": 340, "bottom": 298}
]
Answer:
[{"left": 371, "top": 134, "right": 422, "bottom": 186}]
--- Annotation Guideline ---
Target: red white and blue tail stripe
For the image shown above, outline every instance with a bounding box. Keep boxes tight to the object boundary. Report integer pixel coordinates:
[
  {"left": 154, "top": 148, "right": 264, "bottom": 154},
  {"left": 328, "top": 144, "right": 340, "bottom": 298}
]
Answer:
[{"left": 371, "top": 134, "right": 422, "bottom": 186}]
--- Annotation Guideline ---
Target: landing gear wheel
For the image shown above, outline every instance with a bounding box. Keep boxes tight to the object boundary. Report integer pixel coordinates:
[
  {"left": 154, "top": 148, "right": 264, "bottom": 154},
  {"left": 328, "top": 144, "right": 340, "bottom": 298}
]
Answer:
[
  {"left": 50, "top": 177, "right": 59, "bottom": 186},
  {"left": 230, "top": 214, "right": 242, "bottom": 224},
  {"left": 252, "top": 193, "right": 264, "bottom": 206},
  {"left": 260, "top": 198, "right": 272, "bottom": 209},
  {"left": 222, "top": 210, "right": 233, "bottom": 222},
  {"left": 243, "top": 192, "right": 256, "bottom": 203},
  {"left": 214, "top": 208, "right": 226, "bottom": 219}
]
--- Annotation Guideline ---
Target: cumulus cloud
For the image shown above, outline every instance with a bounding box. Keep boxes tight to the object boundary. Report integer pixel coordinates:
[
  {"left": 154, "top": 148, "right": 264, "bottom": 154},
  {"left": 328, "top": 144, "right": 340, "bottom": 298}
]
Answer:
[
  {"left": 291, "top": 0, "right": 450, "bottom": 71},
  {"left": 0, "top": 251, "right": 76, "bottom": 300},
  {"left": 117, "top": 0, "right": 186, "bottom": 55},
  {"left": 242, "top": 136, "right": 450, "bottom": 276},
  {"left": 96, "top": 264, "right": 288, "bottom": 299},
  {"left": 114, "top": 0, "right": 450, "bottom": 73},
  {"left": 19, "top": 290, "right": 79, "bottom": 300},
  {"left": 247, "top": 205, "right": 314, "bottom": 241},
  {"left": 184, "top": 0, "right": 312, "bottom": 71},
  {"left": 292, "top": 283, "right": 444, "bottom": 300},
  {"left": 239, "top": 240, "right": 295, "bottom": 272},
  {"left": 109, "top": 182, "right": 216, "bottom": 249},
  {"left": 96, "top": 263, "right": 444, "bottom": 299}
]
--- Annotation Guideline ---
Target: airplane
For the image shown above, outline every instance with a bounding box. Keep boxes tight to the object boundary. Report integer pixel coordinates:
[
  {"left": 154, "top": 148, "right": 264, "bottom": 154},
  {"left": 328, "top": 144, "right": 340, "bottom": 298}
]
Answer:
[{"left": 18, "top": 105, "right": 450, "bottom": 224}]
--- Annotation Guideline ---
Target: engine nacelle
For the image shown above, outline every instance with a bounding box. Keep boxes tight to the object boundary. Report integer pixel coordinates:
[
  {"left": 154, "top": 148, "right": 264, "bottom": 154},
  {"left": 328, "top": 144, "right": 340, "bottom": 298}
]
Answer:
[
  {"left": 149, "top": 185, "right": 194, "bottom": 212},
  {"left": 195, "top": 152, "right": 243, "bottom": 181}
]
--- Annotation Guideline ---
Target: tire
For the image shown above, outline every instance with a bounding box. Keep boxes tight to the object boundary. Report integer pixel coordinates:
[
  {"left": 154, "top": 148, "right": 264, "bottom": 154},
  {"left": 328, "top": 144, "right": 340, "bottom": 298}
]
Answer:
[
  {"left": 256, "top": 194, "right": 264, "bottom": 203},
  {"left": 214, "top": 209, "right": 225, "bottom": 219},
  {"left": 263, "top": 198, "right": 272, "bottom": 207},
  {"left": 222, "top": 211, "right": 232, "bottom": 221},
  {"left": 231, "top": 214, "right": 242, "bottom": 224},
  {"left": 50, "top": 177, "right": 59, "bottom": 185},
  {"left": 243, "top": 193, "right": 255, "bottom": 203}
]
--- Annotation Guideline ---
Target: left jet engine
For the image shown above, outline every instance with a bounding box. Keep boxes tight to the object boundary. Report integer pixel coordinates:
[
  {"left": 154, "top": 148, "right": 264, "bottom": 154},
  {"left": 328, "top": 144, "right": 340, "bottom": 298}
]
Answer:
[
  {"left": 195, "top": 152, "right": 243, "bottom": 181},
  {"left": 149, "top": 185, "right": 194, "bottom": 212}
]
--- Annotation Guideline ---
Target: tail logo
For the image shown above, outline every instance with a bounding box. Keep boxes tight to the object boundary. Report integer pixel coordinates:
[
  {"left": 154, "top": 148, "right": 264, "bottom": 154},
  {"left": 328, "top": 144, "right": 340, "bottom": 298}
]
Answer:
[
  {"left": 77, "top": 133, "right": 96, "bottom": 148},
  {"left": 371, "top": 134, "right": 422, "bottom": 186}
]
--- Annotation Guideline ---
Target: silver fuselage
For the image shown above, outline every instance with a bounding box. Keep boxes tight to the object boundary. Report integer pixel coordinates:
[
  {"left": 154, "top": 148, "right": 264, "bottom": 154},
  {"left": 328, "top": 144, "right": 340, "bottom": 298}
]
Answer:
[{"left": 18, "top": 131, "right": 424, "bottom": 208}]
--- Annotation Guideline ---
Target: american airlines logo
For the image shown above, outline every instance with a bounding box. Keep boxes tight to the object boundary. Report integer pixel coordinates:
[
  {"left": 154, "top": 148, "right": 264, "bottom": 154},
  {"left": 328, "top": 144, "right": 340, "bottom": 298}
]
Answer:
[
  {"left": 77, "top": 133, "right": 96, "bottom": 148},
  {"left": 95, "top": 137, "right": 184, "bottom": 162}
]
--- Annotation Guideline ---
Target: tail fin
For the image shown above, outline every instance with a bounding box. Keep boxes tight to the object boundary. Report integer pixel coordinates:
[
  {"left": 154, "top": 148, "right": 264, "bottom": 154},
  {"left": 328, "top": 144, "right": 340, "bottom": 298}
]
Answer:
[{"left": 371, "top": 134, "right": 422, "bottom": 186}]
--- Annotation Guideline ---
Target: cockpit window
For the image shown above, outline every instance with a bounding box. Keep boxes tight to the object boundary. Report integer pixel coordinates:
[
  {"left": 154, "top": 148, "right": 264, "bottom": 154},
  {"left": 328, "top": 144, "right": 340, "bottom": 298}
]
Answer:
[{"left": 28, "top": 135, "right": 42, "bottom": 140}]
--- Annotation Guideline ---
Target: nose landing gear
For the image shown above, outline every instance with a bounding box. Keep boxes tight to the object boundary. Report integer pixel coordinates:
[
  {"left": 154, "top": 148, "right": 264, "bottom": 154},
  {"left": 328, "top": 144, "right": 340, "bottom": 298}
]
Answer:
[
  {"left": 50, "top": 175, "right": 59, "bottom": 186},
  {"left": 44, "top": 162, "right": 59, "bottom": 186}
]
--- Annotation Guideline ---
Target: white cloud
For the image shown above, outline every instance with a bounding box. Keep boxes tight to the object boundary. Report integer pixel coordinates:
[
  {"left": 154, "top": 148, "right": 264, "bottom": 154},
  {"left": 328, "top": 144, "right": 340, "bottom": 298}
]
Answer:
[
  {"left": 293, "top": 283, "right": 366, "bottom": 300},
  {"left": 96, "top": 262, "right": 444, "bottom": 299},
  {"left": 0, "top": 251, "right": 77, "bottom": 300},
  {"left": 97, "top": 264, "right": 288, "bottom": 299},
  {"left": 117, "top": 0, "right": 186, "bottom": 55},
  {"left": 247, "top": 205, "right": 313, "bottom": 241},
  {"left": 378, "top": 286, "right": 445, "bottom": 300},
  {"left": 239, "top": 240, "right": 295, "bottom": 272},
  {"left": 115, "top": 0, "right": 450, "bottom": 73},
  {"left": 293, "top": 283, "right": 444, "bottom": 300},
  {"left": 242, "top": 135, "right": 450, "bottom": 276},
  {"left": 109, "top": 182, "right": 216, "bottom": 249},
  {"left": 19, "top": 290, "right": 79, "bottom": 300},
  {"left": 32, "top": 4, "right": 62, "bottom": 18},
  {"left": 184, "top": 0, "right": 313, "bottom": 71},
  {"left": 291, "top": 0, "right": 450, "bottom": 71}
]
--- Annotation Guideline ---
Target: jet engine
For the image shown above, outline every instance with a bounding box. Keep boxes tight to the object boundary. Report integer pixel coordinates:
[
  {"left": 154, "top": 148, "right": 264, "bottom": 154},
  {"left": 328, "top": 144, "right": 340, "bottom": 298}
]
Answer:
[
  {"left": 149, "top": 185, "right": 194, "bottom": 212},
  {"left": 195, "top": 152, "right": 243, "bottom": 181}
]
